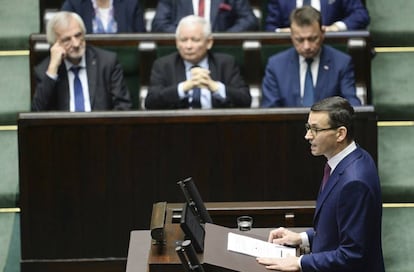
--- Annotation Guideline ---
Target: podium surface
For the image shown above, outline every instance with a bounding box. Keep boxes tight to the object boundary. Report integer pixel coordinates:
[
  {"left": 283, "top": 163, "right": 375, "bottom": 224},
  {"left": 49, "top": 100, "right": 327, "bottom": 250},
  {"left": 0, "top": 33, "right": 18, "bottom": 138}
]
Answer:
[
  {"left": 126, "top": 201, "right": 312, "bottom": 272},
  {"left": 203, "top": 223, "right": 274, "bottom": 272}
]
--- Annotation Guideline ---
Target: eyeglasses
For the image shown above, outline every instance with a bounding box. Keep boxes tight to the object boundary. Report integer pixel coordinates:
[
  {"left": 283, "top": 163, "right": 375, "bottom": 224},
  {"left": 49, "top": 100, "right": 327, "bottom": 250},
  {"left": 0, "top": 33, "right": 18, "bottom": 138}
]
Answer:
[{"left": 305, "top": 123, "right": 339, "bottom": 136}]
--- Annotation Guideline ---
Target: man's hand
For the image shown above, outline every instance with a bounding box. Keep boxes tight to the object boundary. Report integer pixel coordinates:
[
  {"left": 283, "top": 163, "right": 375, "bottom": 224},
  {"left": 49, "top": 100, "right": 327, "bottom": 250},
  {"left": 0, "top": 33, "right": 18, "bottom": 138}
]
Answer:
[
  {"left": 183, "top": 67, "right": 219, "bottom": 93},
  {"left": 257, "top": 256, "right": 300, "bottom": 271},
  {"left": 47, "top": 41, "right": 67, "bottom": 76},
  {"left": 323, "top": 24, "right": 340, "bottom": 32},
  {"left": 268, "top": 227, "right": 302, "bottom": 247},
  {"left": 277, "top": 27, "right": 291, "bottom": 33}
]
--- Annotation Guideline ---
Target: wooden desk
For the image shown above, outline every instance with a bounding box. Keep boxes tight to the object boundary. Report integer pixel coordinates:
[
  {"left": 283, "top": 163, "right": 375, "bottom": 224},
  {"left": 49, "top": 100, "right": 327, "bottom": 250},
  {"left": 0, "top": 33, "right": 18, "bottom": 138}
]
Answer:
[
  {"left": 126, "top": 230, "right": 151, "bottom": 272},
  {"left": 127, "top": 201, "right": 312, "bottom": 272}
]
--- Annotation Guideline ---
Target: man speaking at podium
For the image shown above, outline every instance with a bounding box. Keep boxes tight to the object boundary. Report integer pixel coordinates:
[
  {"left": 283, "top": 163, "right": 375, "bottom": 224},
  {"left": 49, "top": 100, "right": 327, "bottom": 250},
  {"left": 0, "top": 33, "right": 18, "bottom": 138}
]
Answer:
[{"left": 257, "top": 96, "right": 385, "bottom": 272}]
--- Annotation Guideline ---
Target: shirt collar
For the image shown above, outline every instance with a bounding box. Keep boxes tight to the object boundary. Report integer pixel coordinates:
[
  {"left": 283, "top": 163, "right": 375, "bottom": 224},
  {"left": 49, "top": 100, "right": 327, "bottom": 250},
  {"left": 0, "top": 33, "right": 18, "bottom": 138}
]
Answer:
[
  {"left": 299, "top": 49, "right": 321, "bottom": 65},
  {"left": 184, "top": 56, "right": 208, "bottom": 71},
  {"left": 65, "top": 56, "right": 87, "bottom": 71},
  {"left": 327, "top": 141, "right": 357, "bottom": 173}
]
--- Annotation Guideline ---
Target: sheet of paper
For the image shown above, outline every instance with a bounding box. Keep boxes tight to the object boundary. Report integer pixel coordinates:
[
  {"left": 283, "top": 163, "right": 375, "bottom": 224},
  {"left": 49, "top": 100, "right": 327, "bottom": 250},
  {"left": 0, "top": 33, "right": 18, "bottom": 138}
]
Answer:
[{"left": 227, "top": 232, "right": 296, "bottom": 258}]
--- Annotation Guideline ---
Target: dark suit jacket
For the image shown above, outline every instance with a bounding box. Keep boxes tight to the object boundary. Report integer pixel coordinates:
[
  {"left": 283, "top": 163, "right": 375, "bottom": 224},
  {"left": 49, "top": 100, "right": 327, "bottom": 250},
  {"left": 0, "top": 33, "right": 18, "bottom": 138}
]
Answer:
[
  {"left": 61, "top": 0, "right": 146, "bottom": 33},
  {"left": 302, "top": 147, "right": 385, "bottom": 272},
  {"left": 261, "top": 45, "right": 361, "bottom": 107},
  {"left": 32, "top": 45, "right": 132, "bottom": 111},
  {"left": 151, "top": 0, "right": 258, "bottom": 32},
  {"left": 265, "top": 0, "right": 370, "bottom": 31},
  {"left": 145, "top": 52, "right": 251, "bottom": 109}
]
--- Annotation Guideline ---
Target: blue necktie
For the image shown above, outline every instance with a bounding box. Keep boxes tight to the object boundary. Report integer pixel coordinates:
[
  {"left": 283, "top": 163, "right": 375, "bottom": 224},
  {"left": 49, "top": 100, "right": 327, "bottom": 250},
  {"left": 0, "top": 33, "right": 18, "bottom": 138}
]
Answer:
[
  {"left": 303, "top": 58, "right": 314, "bottom": 107},
  {"left": 190, "top": 66, "right": 201, "bottom": 108},
  {"left": 303, "top": 0, "right": 311, "bottom": 6},
  {"left": 70, "top": 66, "right": 85, "bottom": 112}
]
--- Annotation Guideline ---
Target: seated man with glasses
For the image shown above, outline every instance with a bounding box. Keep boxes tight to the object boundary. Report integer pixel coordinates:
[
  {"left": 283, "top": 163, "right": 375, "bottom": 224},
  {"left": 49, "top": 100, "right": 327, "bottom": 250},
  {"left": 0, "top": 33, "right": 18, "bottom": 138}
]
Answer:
[{"left": 32, "top": 11, "right": 132, "bottom": 112}]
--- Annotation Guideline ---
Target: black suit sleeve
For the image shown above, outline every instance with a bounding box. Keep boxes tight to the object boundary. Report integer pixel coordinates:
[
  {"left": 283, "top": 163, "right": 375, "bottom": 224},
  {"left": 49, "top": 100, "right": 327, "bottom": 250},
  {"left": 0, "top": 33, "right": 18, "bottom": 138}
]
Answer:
[
  {"left": 31, "top": 60, "right": 64, "bottom": 111},
  {"left": 145, "top": 55, "right": 189, "bottom": 109},
  {"left": 210, "top": 53, "right": 251, "bottom": 108}
]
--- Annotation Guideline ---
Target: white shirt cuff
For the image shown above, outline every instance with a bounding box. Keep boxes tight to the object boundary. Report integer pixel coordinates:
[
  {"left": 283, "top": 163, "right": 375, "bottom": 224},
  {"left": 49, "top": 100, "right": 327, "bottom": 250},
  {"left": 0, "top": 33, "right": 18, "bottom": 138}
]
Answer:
[
  {"left": 298, "top": 255, "right": 303, "bottom": 271},
  {"left": 334, "top": 21, "right": 347, "bottom": 31},
  {"left": 300, "top": 232, "right": 310, "bottom": 247},
  {"left": 46, "top": 72, "right": 58, "bottom": 80},
  {"left": 177, "top": 82, "right": 187, "bottom": 98}
]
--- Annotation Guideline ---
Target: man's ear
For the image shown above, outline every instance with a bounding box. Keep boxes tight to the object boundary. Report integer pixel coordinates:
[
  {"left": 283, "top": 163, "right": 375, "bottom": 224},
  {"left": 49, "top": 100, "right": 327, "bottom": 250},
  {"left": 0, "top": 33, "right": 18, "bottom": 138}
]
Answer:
[
  {"left": 207, "top": 37, "right": 214, "bottom": 50},
  {"left": 336, "top": 126, "right": 347, "bottom": 143}
]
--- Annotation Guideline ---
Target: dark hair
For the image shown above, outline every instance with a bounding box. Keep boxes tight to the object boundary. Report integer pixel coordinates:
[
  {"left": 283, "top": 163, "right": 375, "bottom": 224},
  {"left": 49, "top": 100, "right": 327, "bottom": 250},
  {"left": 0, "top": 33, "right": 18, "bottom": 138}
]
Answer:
[
  {"left": 311, "top": 96, "right": 355, "bottom": 141},
  {"left": 289, "top": 6, "right": 322, "bottom": 29}
]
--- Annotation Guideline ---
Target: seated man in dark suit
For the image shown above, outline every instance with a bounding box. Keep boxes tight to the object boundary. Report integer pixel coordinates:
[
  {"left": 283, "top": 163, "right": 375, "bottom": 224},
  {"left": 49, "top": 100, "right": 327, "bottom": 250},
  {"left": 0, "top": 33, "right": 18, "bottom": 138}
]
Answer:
[
  {"left": 265, "top": 0, "right": 370, "bottom": 32},
  {"left": 32, "top": 11, "right": 132, "bottom": 111},
  {"left": 261, "top": 6, "right": 361, "bottom": 108},
  {"left": 61, "top": 0, "right": 146, "bottom": 33},
  {"left": 145, "top": 15, "right": 251, "bottom": 109},
  {"left": 151, "top": 0, "right": 258, "bottom": 33}
]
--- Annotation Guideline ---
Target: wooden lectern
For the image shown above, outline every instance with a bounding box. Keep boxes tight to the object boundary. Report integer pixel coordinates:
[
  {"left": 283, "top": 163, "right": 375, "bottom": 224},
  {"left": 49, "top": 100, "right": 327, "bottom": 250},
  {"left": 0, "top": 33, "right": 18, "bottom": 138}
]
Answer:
[{"left": 126, "top": 201, "right": 314, "bottom": 272}]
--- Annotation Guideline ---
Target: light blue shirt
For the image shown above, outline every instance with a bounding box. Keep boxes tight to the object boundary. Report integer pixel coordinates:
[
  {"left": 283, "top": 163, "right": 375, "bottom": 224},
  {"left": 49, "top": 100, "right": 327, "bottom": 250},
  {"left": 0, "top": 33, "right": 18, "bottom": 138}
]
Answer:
[{"left": 177, "top": 57, "right": 226, "bottom": 109}]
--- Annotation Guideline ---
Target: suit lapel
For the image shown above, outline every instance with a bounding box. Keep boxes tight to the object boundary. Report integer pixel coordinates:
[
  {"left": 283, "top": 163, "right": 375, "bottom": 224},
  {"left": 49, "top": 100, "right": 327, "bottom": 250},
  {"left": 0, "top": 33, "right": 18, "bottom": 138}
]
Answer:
[
  {"left": 313, "top": 148, "right": 362, "bottom": 224},
  {"left": 320, "top": 0, "right": 328, "bottom": 18},
  {"left": 207, "top": 53, "right": 217, "bottom": 79},
  {"left": 85, "top": 47, "right": 98, "bottom": 108},
  {"left": 315, "top": 46, "right": 331, "bottom": 102},
  {"left": 288, "top": 0, "right": 297, "bottom": 11},
  {"left": 181, "top": 0, "right": 196, "bottom": 15},
  {"left": 175, "top": 53, "right": 187, "bottom": 83},
  {"left": 290, "top": 50, "right": 301, "bottom": 105},
  {"left": 58, "top": 64, "right": 70, "bottom": 110},
  {"left": 210, "top": 0, "right": 221, "bottom": 27}
]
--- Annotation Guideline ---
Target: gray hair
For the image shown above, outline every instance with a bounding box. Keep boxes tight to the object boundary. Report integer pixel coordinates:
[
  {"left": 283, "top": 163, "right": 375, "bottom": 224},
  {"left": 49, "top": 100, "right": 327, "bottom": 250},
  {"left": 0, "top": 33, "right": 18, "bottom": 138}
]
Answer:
[
  {"left": 175, "top": 15, "right": 212, "bottom": 39},
  {"left": 46, "top": 11, "right": 86, "bottom": 45}
]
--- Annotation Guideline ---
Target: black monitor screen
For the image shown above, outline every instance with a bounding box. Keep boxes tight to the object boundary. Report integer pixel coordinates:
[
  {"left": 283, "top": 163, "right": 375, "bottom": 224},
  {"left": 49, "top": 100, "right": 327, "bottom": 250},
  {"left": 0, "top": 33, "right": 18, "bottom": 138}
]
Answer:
[
  {"left": 177, "top": 177, "right": 213, "bottom": 224},
  {"left": 180, "top": 203, "right": 205, "bottom": 253}
]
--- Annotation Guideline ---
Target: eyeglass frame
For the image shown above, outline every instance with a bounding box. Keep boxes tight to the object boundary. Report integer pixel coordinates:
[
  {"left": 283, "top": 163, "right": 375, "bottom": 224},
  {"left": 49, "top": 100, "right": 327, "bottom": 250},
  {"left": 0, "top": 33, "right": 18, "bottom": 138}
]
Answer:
[{"left": 305, "top": 123, "right": 340, "bottom": 136}]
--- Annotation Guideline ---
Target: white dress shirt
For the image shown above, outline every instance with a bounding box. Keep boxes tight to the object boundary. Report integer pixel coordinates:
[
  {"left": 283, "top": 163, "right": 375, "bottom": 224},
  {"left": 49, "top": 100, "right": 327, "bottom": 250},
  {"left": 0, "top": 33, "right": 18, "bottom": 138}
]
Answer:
[{"left": 64, "top": 58, "right": 92, "bottom": 112}]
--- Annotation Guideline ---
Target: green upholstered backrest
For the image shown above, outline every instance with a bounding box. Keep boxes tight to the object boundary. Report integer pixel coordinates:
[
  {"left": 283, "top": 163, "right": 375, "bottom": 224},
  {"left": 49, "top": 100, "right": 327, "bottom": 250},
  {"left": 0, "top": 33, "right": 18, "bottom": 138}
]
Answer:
[
  {"left": 372, "top": 51, "right": 414, "bottom": 120},
  {"left": 103, "top": 46, "right": 141, "bottom": 109},
  {"left": 367, "top": 0, "right": 414, "bottom": 46},
  {"left": 0, "top": 0, "right": 39, "bottom": 50},
  {"left": 0, "top": 55, "right": 31, "bottom": 125}
]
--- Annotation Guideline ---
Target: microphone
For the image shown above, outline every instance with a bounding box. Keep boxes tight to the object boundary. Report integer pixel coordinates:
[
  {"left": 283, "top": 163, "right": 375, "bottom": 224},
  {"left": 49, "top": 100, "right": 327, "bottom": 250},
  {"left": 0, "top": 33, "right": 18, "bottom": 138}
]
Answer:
[{"left": 175, "top": 240, "right": 205, "bottom": 272}]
